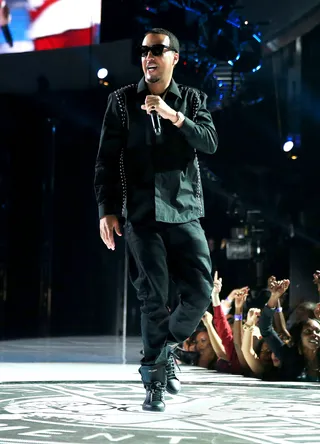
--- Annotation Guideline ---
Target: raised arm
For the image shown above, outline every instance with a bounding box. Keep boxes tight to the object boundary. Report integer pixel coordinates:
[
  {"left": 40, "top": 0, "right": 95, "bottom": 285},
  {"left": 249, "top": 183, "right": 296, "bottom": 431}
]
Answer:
[
  {"left": 202, "top": 312, "right": 228, "bottom": 361},
  {"left": 233, "top": 292, "right": 250, "bottom": 371},
  {"left": 211, "top": 272, "right": 236, "bottom": 361},
  {"left": 241, "top": 309, "right": 264, "bottom": 377},
  {"left": 259, "top": 277, "right": 290, "bottom": 362},
  {"left": 273, "top": 299, "right": 291, "bottom": 338},
  {"left": 313, "top": 270, "right": 320, "bottom": 300},
  {"left": 312, "top": 271, "right": 320, "bottom": 320}
]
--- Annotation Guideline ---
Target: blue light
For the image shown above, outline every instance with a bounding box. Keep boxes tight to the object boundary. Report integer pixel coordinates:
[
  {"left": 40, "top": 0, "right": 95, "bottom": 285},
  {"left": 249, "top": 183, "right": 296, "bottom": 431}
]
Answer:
[
  {"left": 252, "top": 65, "right": 261, "bottom": 73},
  {"left": 228, "top": 60, "right": 234, "bottom": 66},
  {"left": 253, "top": 34, "right": 261, "bottom": 43},
  {"left": 219, "top": 82, "right": 223, "bottom": 88},
  {"left": 235, "top": 53, "right": 241, "bottom": 61},
  {"left": 226, "top": 19, "right": 240, "bottom": 29},
  {"left": 184, "top": 6, "right": 202, "bottom": 15}
]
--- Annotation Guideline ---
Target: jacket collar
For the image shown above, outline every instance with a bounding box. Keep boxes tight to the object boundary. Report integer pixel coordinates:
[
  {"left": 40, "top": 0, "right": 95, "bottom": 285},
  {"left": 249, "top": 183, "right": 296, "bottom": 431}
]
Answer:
[{"left": 137, "top": 77, "right": 182, "bottom": 99}]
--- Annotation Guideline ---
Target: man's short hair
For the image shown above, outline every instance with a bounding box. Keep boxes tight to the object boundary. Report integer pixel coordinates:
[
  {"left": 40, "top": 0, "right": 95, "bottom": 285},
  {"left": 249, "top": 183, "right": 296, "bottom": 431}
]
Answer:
[{"left": 144, "top": 28, "right": 180, "bottom": 54}]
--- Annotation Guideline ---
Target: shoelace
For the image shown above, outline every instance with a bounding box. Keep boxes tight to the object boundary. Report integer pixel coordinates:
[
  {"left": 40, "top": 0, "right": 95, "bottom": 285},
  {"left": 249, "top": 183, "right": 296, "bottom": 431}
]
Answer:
[
  {"left": 166, "top": 352, "right": 181, "bottom": 379},
  {"left": 149, "top": 381, "right": 165, "bottom": 402}
]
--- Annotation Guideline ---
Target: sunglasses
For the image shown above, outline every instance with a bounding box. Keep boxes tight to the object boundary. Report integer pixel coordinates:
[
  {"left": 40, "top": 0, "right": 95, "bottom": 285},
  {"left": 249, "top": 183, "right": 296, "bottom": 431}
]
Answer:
[{"left": 140, "top": 44, "right": 177, "bottom": 57}]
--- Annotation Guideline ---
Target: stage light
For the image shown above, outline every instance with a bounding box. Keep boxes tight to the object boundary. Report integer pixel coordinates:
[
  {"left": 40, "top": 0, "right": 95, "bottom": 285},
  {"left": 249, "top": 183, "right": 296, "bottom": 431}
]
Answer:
[
  {"left": 283, "top": 140, "right": 294, "bottom": 152},
  {"left": 253, "top": 34, "right": 261, "bottom": 43},
  {"left": 291, "top": 155, "right": 298, "bottom": 160},
  {"left": 233, "top": 41, "right": 262, "bottom": 73},
  {"left": 97, "top": 68, "right": 108, "bottom": 79},
  {"left": 252, "top": 64, "right": 261, "bottom": 73}
]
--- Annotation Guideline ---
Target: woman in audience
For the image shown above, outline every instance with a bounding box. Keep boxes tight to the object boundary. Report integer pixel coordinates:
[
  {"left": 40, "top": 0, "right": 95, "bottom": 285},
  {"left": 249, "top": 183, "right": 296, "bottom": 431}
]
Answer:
[
  {"left": 241, "top": 308, "right": 282, "bottom": 379},
  {"left": 260, "top": 276, "right": 320, "bottom": 381},
  {"left": 177, "top": 328, "right": 218, "bottom": 369},
  {"left": 192, "top": 328, "right": 218, "bottom": 369}
]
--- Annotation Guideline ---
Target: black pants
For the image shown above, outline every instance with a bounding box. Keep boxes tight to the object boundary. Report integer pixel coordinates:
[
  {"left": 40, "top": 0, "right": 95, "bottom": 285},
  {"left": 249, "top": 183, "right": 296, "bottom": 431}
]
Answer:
[{"left": 126, "top": 219, "right": 213, "bottom": 361}]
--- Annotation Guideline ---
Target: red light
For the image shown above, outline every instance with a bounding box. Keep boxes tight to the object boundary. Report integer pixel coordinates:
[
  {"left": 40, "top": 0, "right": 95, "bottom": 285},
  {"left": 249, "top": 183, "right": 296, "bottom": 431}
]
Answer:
[{"left": 183, "top": 61, "right": 187, "bottom": 66}]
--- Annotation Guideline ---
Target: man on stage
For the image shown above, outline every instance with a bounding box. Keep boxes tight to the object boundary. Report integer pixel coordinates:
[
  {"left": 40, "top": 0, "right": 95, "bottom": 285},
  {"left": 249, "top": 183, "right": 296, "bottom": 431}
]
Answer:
[{"left": 95, "top": 28, "right": 218, "bottom": 412}]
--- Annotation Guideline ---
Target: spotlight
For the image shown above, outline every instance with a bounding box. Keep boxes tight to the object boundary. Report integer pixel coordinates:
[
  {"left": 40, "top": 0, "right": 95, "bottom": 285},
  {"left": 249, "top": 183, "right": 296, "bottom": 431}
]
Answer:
[
  {"left": 97, "top": 68, "right": 108, "bottom": 80},
  {"left": 252, "top": 64, "right": 261, "bottom": 73},
  {"left": 283, "top": 140, "right": 294, "bottom": 152},
  {"left": 291, "top": 155, "right": 298, "bottom": 160}
]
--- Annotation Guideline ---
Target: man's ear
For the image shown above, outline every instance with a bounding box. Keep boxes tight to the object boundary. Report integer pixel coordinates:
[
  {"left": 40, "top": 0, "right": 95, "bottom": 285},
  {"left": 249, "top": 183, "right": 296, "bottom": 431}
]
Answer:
[{"left": 173, "top": 53, "right": 179, "bottom": 66}]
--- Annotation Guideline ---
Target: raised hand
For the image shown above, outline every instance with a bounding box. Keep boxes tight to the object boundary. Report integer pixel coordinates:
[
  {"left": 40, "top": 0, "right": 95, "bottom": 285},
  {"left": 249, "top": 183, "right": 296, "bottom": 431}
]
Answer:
[
  {"left": 235, "top": 291, "right": 248, "bottom": 310},
  {"left": 266, "top": 276, "right": 290, "bottom": 308},
  {"left": 267, "top": 275, "right": 277, "bottom": 291},
  {"left": 227, "top": 286, "right": 249, "bottom": 303},
  {"left": 313, "top": 270, "right": 320, "bottom": 293},
  {"left": 267, "top": 276, "right": 290, "bottom": 299},
  {"left": 246, "top": 308, "right": 261, "bottom": 326},
  {"left": 212, "top": 271, "right": 222, "bottom": 295},
  {"left": 202, "top": 311, "right": 213, "bottom": 326}
]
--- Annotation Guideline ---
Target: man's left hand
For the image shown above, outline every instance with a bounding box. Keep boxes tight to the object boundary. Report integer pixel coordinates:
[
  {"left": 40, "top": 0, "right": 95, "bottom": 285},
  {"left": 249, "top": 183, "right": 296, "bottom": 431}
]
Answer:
[{"left": 141, "top": 95, "right": 176, "bottom": 121}]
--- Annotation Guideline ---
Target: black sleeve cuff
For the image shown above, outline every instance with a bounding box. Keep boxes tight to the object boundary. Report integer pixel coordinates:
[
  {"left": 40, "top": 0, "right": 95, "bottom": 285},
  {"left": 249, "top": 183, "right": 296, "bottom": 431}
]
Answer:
[{"left": 98, "top": 203, "right": 121, "bottom": 220}]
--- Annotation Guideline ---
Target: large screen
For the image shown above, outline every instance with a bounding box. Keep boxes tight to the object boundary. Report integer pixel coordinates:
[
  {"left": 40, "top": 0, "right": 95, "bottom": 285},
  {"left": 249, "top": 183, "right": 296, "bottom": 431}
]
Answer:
[{"left": 0, "top": 0, "right": 101, "bottom": 54}]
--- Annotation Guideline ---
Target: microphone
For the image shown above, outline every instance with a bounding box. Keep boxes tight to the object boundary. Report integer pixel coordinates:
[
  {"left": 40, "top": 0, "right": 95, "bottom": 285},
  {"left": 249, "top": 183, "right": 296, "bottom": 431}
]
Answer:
[
  {"left": 1, "top": 25, "right": 13, "bottom": 47},
  {"left": 150, "top": 110, "right": 161, "bottom": 136}
]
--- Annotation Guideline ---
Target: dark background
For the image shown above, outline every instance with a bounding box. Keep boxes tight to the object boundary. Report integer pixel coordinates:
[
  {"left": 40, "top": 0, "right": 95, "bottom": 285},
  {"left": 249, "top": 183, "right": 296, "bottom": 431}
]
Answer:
[{"left": 1, "top": 0, "right": 320, "bottom": 340}]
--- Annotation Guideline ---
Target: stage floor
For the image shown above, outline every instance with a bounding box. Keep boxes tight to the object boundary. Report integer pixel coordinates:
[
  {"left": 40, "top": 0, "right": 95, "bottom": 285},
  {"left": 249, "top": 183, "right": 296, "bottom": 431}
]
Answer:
[{"left": 0, "top": 336, "right": 319, "bottom": 444}]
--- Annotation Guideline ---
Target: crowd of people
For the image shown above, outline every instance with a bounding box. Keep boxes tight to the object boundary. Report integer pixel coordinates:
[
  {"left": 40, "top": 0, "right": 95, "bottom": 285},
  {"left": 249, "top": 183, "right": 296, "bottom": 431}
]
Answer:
[{"left": 175, "top": 271, "right": 320, "bottom": 382}]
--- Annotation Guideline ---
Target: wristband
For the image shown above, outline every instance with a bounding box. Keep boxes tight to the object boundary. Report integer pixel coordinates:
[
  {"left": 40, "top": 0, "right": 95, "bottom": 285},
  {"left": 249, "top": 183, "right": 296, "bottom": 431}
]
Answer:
[
  {"left": 275, "top": 307, "right": 283, "bottom": 313},
  {"left": 234, "top": 314, "right": 243, "bottom": 321}
]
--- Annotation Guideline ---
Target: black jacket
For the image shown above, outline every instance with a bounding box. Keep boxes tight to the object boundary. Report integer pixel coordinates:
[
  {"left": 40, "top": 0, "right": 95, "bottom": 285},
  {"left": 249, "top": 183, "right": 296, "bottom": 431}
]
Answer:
[{"left": 94, "top": 78, "right": 218, "bottom": 223}]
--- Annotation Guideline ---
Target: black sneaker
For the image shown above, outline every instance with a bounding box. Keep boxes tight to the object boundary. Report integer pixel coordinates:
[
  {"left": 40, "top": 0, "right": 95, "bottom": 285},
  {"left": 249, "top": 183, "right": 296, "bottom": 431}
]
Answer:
[
  {"left": 139, "top": 363, "right": 167, "bottom": 412},
  {"left": 165, "top": 352, "right": 181, "bottom": 395},
  {"left": 143, "top": 381, "right": 166, "bottom": 412}
]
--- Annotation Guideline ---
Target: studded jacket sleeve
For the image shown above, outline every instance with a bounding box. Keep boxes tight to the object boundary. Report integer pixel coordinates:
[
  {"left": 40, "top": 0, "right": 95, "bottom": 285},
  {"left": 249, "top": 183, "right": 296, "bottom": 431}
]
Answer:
[
  {"left": 178, "top": 91, "right": 218, "bottom": 155},
  {"left": 94, "top": 93, "right": 124, "bottom": 219}
]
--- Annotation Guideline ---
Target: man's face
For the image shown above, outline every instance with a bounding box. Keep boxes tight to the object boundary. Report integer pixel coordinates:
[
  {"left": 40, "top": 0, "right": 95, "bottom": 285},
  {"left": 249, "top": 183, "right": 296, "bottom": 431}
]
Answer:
[{"left": 141, "top": 33, "right": 179, "bottom": 85}]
